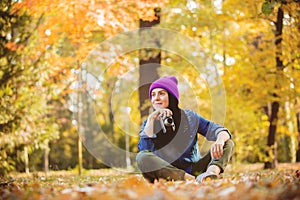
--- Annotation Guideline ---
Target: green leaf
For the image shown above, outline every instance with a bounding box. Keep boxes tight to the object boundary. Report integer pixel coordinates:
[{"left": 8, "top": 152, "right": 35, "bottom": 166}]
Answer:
[{"left": 261, "top": 1, "right": 274, "bottom": 15}]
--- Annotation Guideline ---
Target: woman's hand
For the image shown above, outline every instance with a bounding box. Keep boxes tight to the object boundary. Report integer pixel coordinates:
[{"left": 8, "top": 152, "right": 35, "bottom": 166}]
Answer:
[
  {"left": 143, "top": 108, "right": 173, "bottom": 137},
  {"left": 148, "top": 108, "right": 173, "bottom": 121},
  {"left": 210, "top": 139, "right": 225, "bottom": 159},
  {"left": 210, "top": 131, "right": 230, "bottom": 159}
]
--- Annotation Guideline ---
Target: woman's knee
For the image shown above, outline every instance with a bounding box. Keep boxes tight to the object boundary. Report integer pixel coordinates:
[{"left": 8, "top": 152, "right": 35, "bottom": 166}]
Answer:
[
  {"left": 136, "top": 150, "right": 153, "bottom": 166},
  {"left": 223, "top": 139, "right": 234, "bottom": 158},
  {"left": 225, "top": 139, "right": 234, "bottom": 149}
]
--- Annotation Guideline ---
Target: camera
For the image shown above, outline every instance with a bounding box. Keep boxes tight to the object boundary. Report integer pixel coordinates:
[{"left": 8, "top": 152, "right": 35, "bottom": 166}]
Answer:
[
  {"left": 164, "top": 117, "right": 174, "bottom": 127},
  {"left": 159, "top": 116, "right": 175, "bottom": 133}
]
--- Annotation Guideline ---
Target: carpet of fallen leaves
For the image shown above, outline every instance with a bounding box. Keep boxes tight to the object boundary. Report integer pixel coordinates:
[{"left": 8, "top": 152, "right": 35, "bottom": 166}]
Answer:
[{"left": 1, "top": 163, "right": 300, "bottom": 200}]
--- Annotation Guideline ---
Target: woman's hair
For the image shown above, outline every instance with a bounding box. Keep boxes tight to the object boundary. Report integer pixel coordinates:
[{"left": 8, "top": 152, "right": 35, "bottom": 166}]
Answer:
[
  {"left": 168, "top": 92, "right": 179, "bottom": 110},
  {"left": 152, "top": 92, "right": 182, "bottom": 149},
  {"left": 167, "top": 92, "right": 181, "bottom": 132}
]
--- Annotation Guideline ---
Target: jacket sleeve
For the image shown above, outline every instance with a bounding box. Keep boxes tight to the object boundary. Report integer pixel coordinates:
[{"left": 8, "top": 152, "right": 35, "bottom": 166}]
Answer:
[
  {"left": 194, "top": 111, "right": 232, "bottom": 141},
  {"left": 137, "top": 120, "right": 156, "bottom": 152}
]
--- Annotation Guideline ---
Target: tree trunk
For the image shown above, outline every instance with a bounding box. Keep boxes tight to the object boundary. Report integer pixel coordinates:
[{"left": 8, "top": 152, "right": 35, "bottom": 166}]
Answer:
[
  {"left": 296, "top": 6, "right": 300, "bottom": 162},
  {"left": 44, "top": 143, "right": 49, "bottom": 176},
  {"left": 138, "top": 8, "right": 161, "bottom": 120},
  {"left": 264, "top": 6, "right": 284, "bottom": 169},
  {"left": 24, "top": 146, "right": 29, "bottom": 174},
  {"left": 264, "top": 101, "right": 279, "bottom": 169},
  {"left": 77, "top": 63, "right": 83, "bottom": 176},
  {"left": 78, "top": 135, "right": 83, "bottom": 175},
  {"left": 125, "top": 117, "right": 131, "bottom": 169},
  {"left": 296, "top": 112, "right": 300, "bottom": 162}
]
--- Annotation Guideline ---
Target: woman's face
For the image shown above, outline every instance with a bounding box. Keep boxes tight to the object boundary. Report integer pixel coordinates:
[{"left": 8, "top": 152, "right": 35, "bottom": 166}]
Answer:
[{"left": 151, "top": 88, "right": 169, "bottom": 110}]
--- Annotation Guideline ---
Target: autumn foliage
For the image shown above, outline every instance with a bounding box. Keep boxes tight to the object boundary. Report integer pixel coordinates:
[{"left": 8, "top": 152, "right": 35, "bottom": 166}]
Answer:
[
  {"left": 1, "top": 0, "right": 300, "bottom": 187},
  {"left": 1, "top": 164, "right": 300, "bottom": 200}
]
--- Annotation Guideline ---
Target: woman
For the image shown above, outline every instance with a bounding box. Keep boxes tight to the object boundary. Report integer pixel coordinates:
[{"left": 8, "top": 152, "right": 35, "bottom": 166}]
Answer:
[{"left": 136, "top": 76, "right": 234, "bottom": 183}]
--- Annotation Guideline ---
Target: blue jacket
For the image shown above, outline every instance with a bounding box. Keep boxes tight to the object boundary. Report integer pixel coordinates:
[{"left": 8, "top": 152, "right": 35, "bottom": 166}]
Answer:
[{"left": 138, "top": 109, "right": 231, "bottom": 172}]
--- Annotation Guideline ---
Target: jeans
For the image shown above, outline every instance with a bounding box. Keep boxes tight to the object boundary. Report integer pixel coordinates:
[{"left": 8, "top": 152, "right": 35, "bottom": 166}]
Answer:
[{"left": 136, "top": 139, "right": 234, "bottom": 183}]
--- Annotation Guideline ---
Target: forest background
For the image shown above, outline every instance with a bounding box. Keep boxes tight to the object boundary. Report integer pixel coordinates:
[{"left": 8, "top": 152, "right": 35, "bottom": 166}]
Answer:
[{"left": 0, "top": 0, "right": 300, "bottom": 177}]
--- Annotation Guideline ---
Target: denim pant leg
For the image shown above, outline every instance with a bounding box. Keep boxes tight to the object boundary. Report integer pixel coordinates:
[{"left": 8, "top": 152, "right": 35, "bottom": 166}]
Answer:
[
  {"left": 136, "top": 150, "right": 186, "bottom": 183},
  {"left": 191, "top": 139, "right": 234, "bottom": 176}
]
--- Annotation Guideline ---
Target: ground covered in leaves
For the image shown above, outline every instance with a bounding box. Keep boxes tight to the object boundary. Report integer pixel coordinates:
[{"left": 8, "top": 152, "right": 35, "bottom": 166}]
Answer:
[{"left": 1, "top": 163, "right": 300, "bottom": 200}]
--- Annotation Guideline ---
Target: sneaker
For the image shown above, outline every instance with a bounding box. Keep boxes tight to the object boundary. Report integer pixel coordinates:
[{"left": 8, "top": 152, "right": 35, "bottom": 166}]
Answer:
[{"left": 196, "top": 171, "right": 219, "bottom": 183}]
